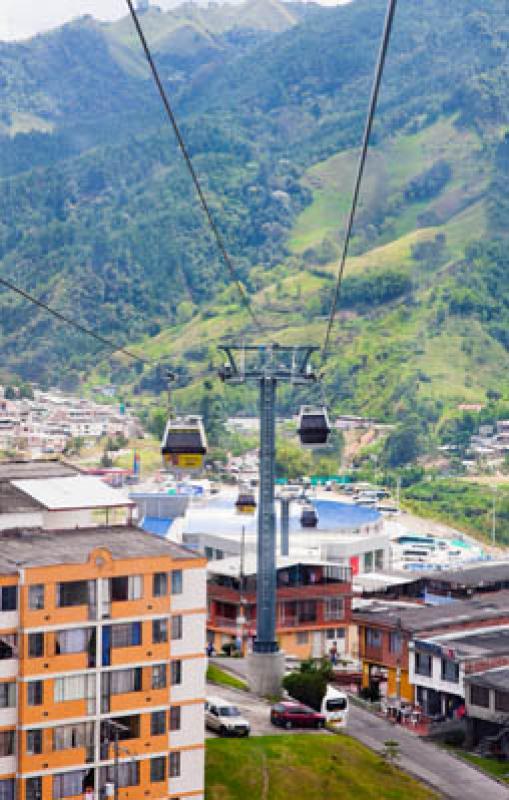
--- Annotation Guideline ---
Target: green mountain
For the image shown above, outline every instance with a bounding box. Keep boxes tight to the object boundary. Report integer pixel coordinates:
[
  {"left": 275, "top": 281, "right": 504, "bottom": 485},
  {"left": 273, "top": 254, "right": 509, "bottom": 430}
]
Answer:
[{"left": 2, "top": 0, "right": 509, "bottom": 427}]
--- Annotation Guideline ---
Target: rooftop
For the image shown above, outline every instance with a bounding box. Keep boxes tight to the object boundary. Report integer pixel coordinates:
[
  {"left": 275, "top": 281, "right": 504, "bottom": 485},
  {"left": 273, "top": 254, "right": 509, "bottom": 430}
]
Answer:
[
  {"left": 11, "top": 476, "right": 134, "bottom": 510},
  {"left": 0, "top": 459, "right": 79, "bottom": 481},
  {"left": 416, "top": 625, "right": 509, "bottom": 659},
  {"left": 465, "top": 666, "right": 509, "bottom": 691},
  {"left": 0, "top": 526, "right": 200, "bottom": 573},
  {"left": 421, "top": 561, "right": 509, "bottom": 588},
  {"left": 353, "top": 591, "right": 509, "bottom": 633},
  {"left": 207, "top": 554, "right": 344, "bottom": 578}
]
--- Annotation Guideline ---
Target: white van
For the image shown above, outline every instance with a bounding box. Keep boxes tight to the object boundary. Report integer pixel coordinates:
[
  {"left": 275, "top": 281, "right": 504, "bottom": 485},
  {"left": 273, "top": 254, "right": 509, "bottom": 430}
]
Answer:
[
  {"left": 321, "top": 685, "right": 349, "bottom": 729},
  {"left": 205, "top": 696, "right": 250, "bottom": 737}
]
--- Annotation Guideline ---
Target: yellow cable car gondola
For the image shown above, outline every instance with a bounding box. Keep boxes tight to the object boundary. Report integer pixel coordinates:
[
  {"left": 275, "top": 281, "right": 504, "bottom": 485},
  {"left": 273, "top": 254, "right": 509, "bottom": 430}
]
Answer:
[
  {"left": 161, "top": 415, "right": 207, "bottom": 472},
  {"left": 235, "top": 487, "right": 257, "bottom": 515}
]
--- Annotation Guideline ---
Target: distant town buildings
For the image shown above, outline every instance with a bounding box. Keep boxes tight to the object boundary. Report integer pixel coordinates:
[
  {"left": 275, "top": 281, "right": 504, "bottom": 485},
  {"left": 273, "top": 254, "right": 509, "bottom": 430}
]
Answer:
[{"left": 0, "top": 387, "right": 142, "bottom": 458}]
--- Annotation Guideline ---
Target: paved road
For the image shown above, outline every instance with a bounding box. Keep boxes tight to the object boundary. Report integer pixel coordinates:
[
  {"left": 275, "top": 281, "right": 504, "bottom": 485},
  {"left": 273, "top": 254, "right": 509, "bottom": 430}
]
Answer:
[{"left": 207, "top": 681, "right": 508, "bottom": 798}]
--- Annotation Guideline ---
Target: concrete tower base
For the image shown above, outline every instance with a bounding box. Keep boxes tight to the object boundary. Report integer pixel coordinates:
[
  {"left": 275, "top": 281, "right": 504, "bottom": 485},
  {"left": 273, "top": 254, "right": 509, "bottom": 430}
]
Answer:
[{"left": 246, "top": 650, "right": 285, "bottom": 696}]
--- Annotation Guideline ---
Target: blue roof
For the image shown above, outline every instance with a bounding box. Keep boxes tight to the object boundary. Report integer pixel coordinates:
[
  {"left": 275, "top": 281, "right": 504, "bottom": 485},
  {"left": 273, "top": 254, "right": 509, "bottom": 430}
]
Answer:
[{"left": 141, "top": 516, "right": 173, "bottom": 537}]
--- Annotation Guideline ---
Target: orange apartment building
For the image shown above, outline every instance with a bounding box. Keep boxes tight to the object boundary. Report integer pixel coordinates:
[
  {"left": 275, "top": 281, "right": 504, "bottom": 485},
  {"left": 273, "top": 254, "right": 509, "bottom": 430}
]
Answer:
[
  {"left": 207, "top": 556, "right": 352, "bottom": 659},
  {"left": 0, "top": 526, "right": 206, "bottom": 800}
]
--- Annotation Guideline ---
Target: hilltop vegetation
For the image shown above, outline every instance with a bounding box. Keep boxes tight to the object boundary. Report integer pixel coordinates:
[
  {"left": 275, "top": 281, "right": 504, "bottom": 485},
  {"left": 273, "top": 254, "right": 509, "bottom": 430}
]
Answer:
[{"left": 3, "top": 0, "right": 509, "bottom": 430}]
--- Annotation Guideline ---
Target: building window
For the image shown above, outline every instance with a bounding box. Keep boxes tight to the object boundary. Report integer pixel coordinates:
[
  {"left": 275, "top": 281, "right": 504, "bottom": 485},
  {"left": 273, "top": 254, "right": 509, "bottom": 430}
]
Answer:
[
  {"left": 29, "top": 585, "right": 44, "bottom": 610},
  {"left": 104, "top": 667, "right": 142, "bottom": 696},
  {"left": 296, "top": 632, "right": 309, "bottom": 645},
  {"left": 28, "top": 680, "right": 43, "bottom": 706},
  {"left": 151, "top": 711, "right": 166, "bottom": 736},
  {"left": 53, "top": 770, "right": 88, "bottom": 799},
  {"left": 55, "top": 628, "right": 93, "bottom": 655},
  {"left": 26, "top": 729, "right": 42, "bottom": 755},
  {"left": 150, "top": 756, "right": 166, "bottom": 782},
  {"left": 441, "top": 659, "right": 459, "bottom": 683},
  {"left": 170, "top": 660, "right": 182, "bottom": 686},
  {"left": 110, "top": 575, "right": 142, "bottom": 602},
  {"left": 0, "top": 586, "right": 16, "bottom": 613},
  {"left": 389, "top": 632, "right": 402, "bottom": 654},
  {"left": 363, "top": 551, "right": 374, "bottom": 573},
  {"left": 375, "top": 549, "right": 384, "bottom": 571},
  {"left": 171, "top": 570, "right": 183, "bottom": 595},
  {"left": 110, "top": 622, "right": 142, "bottom": 648},
  {"left": 365, "top": 628, "right": 382, "bottom": 649},
  {"left": 56, "top": 580, "right": 90, "bottom": 608},
  {"left": 100, "top": 763, "right": 139, "bottom": 789},
  {"left": 152, "top": 619, "right": 168, "bottom": 644},
  {"left": 415, "top": 652, "right": 432, "bottom": 677},
  {"left": 169, "top": 751, "right": 181, "bottom": 778},
  {"left": 25, "top": 777, "right": 41, "bottom": 800},
  {"left": 53, "top": 722, "right": 94, "bottom": 751},
  {"left": 169, "top": 705, "right": 181, "bottom": 731},
  {"left": 0, "top": 634, "right": 16, "bottom": 660},
  {"left": 0, "top": 731, "right": 14, "bottom": 757},
  {"left": 152, "top": 664, "right": 167, "bottom": 690},
  {"left": 495, "top": 690, "right": 509, "bottom": 713},
  {"left": 54, "top": 674, "right": 95, "bottom": 703},
  {"left": 153, "top": 573, "right": 167, "bottom": 597},
  {"left": 470, "top": 684, "right": 490, "bottom": 708},
  {"left": 28, "top": 633, "right": 44, "bottom": 658},
  {"left": 324, "top": 598, "right": 344, "bottom": 621},
  {"left": 0, "top": 682, "right": 15, "bottom": 708},
  {"left": 171, "top": 615, "right": 183, "bottom": 640}
]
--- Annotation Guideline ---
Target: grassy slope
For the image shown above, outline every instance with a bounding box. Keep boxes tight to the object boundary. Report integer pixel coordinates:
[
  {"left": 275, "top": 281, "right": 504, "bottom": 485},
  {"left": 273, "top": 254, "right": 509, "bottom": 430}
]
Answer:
[
  {"left": 206, "top": 663, "right": 249, "bottom": 691},
  {"left": 88, "top": 116, "right": 509, "bottom": 419},
  {"left": 206, "top": 735, "right": 438, "bottom": 800}
]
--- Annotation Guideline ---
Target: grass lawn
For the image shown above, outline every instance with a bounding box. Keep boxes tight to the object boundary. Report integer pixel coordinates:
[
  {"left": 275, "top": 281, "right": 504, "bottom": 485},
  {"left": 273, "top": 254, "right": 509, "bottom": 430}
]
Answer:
[
  {"left": 206, "top": 735, "right": 438, "bottom": 800},
  {"left": 206, "top": 663, "right": 248, "bottom": 692}
]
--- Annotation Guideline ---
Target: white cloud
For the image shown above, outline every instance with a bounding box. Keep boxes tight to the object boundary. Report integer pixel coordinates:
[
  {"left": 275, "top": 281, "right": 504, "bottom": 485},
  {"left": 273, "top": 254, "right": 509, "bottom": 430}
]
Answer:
[{"left": 0, "top": 0, "right": 353, "bottom": 41}]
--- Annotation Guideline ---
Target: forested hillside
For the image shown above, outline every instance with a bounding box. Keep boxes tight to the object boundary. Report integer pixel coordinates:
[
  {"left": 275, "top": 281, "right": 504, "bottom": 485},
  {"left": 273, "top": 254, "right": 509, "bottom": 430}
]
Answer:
[{"left": 2, "top": 0, "right": 509, "bottom": 426}]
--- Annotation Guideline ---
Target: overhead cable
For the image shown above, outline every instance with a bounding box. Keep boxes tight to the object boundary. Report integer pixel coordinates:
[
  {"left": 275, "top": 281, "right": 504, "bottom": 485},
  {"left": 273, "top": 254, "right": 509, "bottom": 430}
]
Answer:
[
  {"left": 0, "top": 275, "right": 151, "bottom": 366},
  {"left": 321, "top": 0, "right": 398, "bottom": 362},
  {"left": 125, "top": 0, "right": 264, "bottom": 334}
]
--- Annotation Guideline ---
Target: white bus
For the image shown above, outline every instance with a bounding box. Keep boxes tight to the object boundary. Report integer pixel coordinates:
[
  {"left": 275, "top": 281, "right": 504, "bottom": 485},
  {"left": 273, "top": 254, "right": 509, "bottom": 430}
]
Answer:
[{"left": 321, "top": 685, "right": 349, "bottom": 729}]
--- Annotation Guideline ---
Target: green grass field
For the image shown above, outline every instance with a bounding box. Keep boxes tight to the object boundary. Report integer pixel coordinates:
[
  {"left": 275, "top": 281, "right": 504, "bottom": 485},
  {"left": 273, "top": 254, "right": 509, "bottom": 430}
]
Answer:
[
  {"left": 206, "top": 664, "right": 249, "bottom": 692},
  {"left": 205, "top": 735, "right": 438, "bottom": 800}
]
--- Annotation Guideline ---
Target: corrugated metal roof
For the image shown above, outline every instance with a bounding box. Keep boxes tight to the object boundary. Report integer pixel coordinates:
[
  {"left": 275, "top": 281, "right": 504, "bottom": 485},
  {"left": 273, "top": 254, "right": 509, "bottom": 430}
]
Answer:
[{"left": 12, "top": 476, "right": 134, "bottom": 510}]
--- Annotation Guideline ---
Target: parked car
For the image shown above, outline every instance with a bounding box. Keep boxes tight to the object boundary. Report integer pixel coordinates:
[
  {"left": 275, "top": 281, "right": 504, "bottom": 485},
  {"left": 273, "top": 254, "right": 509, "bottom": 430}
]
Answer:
[
  {"left": 270, "top": 701, "right": 326, "bottom": 730},
  {"left": 205, "top": 696, "right": 250, "bottom": 737}
]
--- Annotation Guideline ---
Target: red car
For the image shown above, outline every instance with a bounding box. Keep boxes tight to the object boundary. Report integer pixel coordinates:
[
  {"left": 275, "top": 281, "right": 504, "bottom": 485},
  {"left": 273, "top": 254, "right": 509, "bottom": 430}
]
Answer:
[{"left": 270, "top": 701, "right": 325, "bottom": 730}]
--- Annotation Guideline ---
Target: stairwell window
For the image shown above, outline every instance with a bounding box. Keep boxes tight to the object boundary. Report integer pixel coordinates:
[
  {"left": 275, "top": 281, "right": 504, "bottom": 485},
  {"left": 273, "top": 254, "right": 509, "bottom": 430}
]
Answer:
[
  {"left": 152, "top": 664, "right": 167, "bottom": 690},
  {"left": 169, "top": 705, "right": 181, "bottom": 731},
  {"left": 171, "top": 615, "right": 183, "bottom": 640},
  {"left": 171, "top": 570, "right": 183, "bottom": 595},
  {"left": 29, "top": 585, "right": 44, "bottom": 610},
  {"left": 153, "top": 572, "right": 167, "bottom": 597},
  {"left": 27, "top": 681, "right": 43, "bottom": 706},
  {"left": 170, "top": 660, "right": 182, "bottom": 686},
  {"left": 28, "top": 632, "right": 44, "bottom": 658},
  {"left": 169, "top": 751, "right": 181, "bottom": 778}
]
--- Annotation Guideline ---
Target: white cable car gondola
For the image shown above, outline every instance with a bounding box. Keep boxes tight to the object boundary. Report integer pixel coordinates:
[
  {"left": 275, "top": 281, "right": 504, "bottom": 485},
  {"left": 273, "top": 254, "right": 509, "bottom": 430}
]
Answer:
[
  {"left": 297, "top": 405, "right": 331, "bottom": 447},
  {"left": 235, "top": 487, "right": 257, "bottom": 516},
  {"left": 161, "top": 415, "right": 207, "bottom": 471},
  {"left": 300, "top": 502, "right": 318, "bottom": 528}
]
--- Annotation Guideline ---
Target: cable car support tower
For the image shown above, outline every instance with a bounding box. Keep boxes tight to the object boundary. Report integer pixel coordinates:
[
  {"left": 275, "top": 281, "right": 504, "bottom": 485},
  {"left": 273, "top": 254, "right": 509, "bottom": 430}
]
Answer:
[{"left": 219, "top": 344, "right": 317, "bottom": 693}]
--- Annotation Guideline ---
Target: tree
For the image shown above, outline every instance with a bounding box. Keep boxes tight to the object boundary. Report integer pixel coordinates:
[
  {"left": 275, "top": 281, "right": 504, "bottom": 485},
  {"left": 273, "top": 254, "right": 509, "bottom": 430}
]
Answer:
[
  {"left": 383, "top": 421, "right": 423, "bottom": 467},
  {"left": 282, "top": 659, "right": 333, "bottom": 711}
]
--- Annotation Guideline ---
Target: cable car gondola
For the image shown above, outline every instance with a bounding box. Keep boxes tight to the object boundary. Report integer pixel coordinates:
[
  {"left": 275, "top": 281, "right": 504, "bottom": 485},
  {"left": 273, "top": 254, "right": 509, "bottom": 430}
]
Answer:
[
  {"left": 301, "top": 502, "right": 318, "bottom": 528},
  {"left": 235, "top": 487, "right": 257, "bottom": 516},
  {"left": 161, "top": 415, "right": 207, "bottom": 471},
  {"left": 297, "top": 405, "right": 331, "bottom": 447}
]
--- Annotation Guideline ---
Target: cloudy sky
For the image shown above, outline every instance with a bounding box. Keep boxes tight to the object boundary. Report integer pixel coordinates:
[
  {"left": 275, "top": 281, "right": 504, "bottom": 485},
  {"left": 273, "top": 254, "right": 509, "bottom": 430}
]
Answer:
[{"left": 1, "top": 0, "right": 350, "bottom": 41}]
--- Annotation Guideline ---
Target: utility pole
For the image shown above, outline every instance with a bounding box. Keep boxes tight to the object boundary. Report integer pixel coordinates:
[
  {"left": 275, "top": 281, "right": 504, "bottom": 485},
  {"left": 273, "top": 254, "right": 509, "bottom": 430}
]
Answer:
[
  {"left": 492, "top": 487, "right": 497, "bottom": 546},
  {"left": 219, "top": 344, "right": 317, "bottom": 693}
]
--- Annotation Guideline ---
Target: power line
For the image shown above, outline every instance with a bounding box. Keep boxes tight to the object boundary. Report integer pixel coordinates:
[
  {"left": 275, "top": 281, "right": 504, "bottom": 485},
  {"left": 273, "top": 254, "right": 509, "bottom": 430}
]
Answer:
[
  {"left": 321, "top": 0, "right": 398, "bottom": 363},
  {"left": 125, "top": 0, "right": 264, "bottom": 334},
  {"left": 0, "top": 275, "right": 152, "bottom": 366}
]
